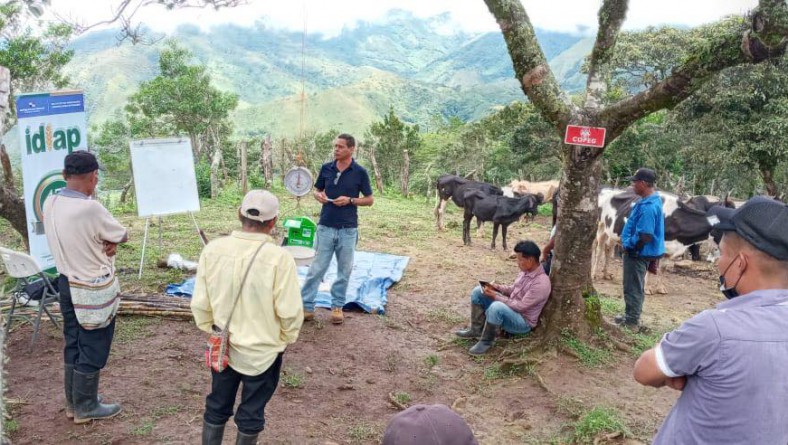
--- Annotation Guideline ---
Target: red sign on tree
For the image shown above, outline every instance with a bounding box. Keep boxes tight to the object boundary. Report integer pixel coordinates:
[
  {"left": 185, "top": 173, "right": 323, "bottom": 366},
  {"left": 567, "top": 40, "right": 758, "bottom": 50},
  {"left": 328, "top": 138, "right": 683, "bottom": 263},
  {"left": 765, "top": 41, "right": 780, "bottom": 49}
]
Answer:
[{"left": 564, "top": 125, "right": 606, "bottom": 148}]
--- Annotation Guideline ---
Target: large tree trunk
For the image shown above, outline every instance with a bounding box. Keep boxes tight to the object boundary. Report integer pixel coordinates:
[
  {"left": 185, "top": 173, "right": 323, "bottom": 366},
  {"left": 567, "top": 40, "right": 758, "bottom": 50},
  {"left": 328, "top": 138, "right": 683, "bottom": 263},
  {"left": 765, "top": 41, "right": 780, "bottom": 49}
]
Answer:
[
  {"left": 0, "top": 67, "right": 27, "bottom": 245},
  {"left": 760, "top": 166, "right": 778, "bottom": 197},
  {"left": 0, "top": 145, "right": 27, "bottom": 244},
  {"left": 539, "top": 143, "right": 604, "bottom": 342}
]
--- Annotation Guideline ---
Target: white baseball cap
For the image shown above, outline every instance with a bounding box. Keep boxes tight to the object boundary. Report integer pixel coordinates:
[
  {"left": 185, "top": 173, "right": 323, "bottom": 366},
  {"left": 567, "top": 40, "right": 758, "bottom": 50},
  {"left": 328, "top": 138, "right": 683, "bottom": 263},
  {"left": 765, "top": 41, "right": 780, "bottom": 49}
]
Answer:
[{"left": 240, "top": 190, "right": 279, "bottom": 222}]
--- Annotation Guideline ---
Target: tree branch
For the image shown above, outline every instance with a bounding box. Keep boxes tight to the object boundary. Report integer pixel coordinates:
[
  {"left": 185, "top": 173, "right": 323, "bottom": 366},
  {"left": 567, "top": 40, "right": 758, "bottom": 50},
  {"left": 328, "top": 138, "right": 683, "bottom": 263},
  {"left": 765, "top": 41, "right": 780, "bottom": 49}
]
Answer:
[
  {"left": 600, "top": 0, "right": 788, "bottom": 139},
  {"left": 58, "top": 0, "right": 246, "bottom": 36},
  {"left": 483, "top": 0, "right": 573, "bottom": 131},
  {"left": 585, "top": 0, "right": 629, "bottom": 109}
]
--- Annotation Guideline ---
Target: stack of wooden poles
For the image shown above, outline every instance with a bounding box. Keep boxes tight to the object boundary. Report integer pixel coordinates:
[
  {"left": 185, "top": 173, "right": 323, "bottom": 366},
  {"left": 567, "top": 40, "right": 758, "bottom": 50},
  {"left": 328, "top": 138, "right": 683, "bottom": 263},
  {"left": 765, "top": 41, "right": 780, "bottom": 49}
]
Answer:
[{"left": 116, "top": 293, "right": 193, "bottom": 320}]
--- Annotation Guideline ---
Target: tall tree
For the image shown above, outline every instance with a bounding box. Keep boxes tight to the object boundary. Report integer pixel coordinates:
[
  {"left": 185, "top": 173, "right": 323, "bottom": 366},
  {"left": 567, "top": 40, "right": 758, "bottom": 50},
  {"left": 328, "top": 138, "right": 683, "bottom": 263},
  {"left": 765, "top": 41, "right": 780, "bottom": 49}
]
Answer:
[
  {"left": 367, "top": 106, "right": 421, "bottom": 195},
  {"left": 124, "top": 41, "right": 238, "bottom": 157},
  {"left": 673, "top": 57, "right": 788, "bottom": 197},
  {"left": 484, "top": 0, "right": 788, "bottom": 343},
  {"left": 0, "top": 2, "right": 73, "bottom": 243}
]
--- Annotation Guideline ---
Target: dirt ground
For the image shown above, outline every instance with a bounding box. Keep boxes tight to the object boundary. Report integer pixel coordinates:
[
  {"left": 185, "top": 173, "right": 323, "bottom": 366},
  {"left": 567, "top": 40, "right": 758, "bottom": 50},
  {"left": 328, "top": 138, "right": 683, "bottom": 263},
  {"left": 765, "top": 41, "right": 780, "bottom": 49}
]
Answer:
[{"left": 2, "top": 208, "right": 724, "bottom": 444}]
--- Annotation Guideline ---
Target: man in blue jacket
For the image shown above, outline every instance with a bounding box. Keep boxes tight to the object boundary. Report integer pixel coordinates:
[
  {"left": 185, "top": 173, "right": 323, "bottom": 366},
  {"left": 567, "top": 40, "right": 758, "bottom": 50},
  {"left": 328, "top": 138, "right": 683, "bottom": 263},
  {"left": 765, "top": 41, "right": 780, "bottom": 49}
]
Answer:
[{"left": 617, "top": 168, "right": 665, "bottom": 328}]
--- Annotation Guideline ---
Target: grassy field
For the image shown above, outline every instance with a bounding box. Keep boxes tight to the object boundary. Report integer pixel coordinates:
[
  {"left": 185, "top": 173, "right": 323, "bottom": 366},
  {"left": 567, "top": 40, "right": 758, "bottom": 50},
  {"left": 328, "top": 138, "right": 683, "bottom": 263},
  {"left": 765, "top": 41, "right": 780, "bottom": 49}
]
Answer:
[{"left": 0, "top": 183, "right": 723, "bottom": 444}]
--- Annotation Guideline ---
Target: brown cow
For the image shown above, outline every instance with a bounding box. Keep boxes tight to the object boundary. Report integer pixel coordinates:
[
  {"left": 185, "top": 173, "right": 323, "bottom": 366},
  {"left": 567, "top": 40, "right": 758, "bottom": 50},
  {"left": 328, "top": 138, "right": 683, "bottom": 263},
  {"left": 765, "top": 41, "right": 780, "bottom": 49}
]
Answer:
[{"left": 508, "top": 180, "right": 559, "bottom": 203}]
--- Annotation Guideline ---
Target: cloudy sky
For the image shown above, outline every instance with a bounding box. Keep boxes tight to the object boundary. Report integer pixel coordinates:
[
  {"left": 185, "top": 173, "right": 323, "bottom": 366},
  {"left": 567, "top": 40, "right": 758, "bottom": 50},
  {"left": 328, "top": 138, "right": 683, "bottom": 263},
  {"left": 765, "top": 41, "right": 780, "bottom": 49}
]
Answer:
[{"left": 43, "top": 0, "right": 758, "bottom": 36}]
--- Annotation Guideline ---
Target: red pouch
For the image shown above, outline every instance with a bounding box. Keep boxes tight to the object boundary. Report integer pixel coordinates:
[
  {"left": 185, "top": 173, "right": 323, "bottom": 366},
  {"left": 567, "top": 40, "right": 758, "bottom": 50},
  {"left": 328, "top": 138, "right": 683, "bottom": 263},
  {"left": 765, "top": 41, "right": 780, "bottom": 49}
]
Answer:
[{"left": 205, "top": 329, "right": 230, "bottom": 373}]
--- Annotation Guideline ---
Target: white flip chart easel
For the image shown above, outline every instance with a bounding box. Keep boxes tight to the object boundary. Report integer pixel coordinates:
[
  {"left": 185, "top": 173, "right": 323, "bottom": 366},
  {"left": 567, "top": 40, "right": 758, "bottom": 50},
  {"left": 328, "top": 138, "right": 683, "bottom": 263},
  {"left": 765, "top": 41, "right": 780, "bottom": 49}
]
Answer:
[{"left": 130, "top": 138, "right": 204, "bottom": 277}]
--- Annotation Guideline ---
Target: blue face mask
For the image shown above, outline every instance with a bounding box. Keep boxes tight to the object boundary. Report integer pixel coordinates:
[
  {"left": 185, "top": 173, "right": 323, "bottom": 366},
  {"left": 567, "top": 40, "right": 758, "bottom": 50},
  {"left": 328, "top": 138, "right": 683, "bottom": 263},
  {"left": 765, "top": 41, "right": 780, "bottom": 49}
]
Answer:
[{"left": 718, "top": 255, "right": 744, "bottom": 300}]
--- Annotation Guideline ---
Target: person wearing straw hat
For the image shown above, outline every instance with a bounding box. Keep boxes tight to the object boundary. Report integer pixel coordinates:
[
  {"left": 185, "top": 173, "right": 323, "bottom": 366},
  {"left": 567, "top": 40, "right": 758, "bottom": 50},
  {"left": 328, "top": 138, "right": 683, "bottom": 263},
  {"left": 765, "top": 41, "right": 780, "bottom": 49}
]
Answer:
[
  {"left": 192, "top": 190, "right": 303, "bottom": 445},
  {"left": 633, "top": 196, "right": 788, "bottom": 444}
]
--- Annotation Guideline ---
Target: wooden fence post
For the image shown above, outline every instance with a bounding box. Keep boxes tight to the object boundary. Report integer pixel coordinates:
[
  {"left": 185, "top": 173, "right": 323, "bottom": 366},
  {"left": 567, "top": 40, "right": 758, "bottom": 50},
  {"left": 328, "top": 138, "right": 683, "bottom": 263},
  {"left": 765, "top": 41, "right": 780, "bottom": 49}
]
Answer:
[
  {"left": 240, "top": 140, "right": 248, "bottom": 194},
  {"left": 368, "top": 146, "right": 384, "bottom": 195}
]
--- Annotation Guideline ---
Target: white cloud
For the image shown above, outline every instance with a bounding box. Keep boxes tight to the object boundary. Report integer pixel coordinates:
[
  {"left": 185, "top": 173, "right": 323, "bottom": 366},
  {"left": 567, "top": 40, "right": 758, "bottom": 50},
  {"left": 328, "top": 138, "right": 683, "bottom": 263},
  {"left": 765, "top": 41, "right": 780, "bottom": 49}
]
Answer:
[{"left": 42, "top": 0, "right": 759, "bottom": 36}]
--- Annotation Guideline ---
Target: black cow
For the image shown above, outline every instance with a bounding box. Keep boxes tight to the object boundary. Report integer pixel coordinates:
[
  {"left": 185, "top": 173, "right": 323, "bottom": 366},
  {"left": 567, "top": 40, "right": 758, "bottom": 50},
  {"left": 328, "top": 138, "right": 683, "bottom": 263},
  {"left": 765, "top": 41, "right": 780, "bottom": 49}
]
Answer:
[
  {"left": 434, "top": 174, "right": 502, "bottom": 231},
  {"left": 462, "top": 191, "right": 542, "bottom": 250}
]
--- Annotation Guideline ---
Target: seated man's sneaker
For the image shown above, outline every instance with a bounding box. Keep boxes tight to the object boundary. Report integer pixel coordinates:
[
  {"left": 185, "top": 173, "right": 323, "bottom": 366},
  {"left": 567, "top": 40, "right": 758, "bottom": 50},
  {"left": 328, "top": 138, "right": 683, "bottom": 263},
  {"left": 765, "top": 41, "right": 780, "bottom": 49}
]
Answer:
[{"left": 303, "top": 311, "right": 314, "bottom": 322}]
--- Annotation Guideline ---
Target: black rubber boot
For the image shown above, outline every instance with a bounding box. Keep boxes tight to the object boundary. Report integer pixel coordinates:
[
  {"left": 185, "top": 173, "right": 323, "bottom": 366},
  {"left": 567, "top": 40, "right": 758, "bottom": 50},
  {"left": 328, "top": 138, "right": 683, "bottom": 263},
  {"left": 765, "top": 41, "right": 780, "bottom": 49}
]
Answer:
[
  {"left": 469, "top": 321, "right": 500, "bottom": 355},
  {"left": 455, "top": 304, "right": 485, "bottom": 338},
  {"left": 64, "top": 364, "right": 74, "bottom": 418},
  {"left": 235, "top": 430, "right": 259, "bottom": 445},
  {"left": 65, "top": 365, "right": 102, "bottom": 419},
  {"left": 72, "top": 370, "right": 121, "bottom": 424},
  {"left": 202, "top": 421, "right": 226, "bottom": 445}
]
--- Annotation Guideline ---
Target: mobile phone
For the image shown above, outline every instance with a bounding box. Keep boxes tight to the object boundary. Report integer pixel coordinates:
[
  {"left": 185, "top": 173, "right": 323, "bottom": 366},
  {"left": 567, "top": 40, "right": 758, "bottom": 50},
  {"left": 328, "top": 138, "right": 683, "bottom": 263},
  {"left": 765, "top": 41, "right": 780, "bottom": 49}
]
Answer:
[{"left": 479, "top": 280, "right": 492, "bottom": 289}]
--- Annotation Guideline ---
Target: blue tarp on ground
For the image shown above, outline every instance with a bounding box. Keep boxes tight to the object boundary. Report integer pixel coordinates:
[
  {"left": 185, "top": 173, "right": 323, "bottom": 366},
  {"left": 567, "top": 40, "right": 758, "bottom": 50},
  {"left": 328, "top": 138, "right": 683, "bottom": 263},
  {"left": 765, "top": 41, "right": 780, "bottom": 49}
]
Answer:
[
  {"left": 165, "top": 251, "right": 409, "bottom": 315},
  {"left": 165, "top": 278, "right": 195, "bottom": 297},
  {"left": 297, "top": 251, "right": 409, "bottom": 315}
]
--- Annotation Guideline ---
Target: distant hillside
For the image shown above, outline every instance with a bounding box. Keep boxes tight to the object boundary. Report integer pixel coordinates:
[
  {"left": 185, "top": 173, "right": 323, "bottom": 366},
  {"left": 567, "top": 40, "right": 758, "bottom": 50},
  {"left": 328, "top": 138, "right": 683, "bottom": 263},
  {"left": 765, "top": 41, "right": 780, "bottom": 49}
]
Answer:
[{"left": 59, "top": 10, "right": 592, "bottom": 137}]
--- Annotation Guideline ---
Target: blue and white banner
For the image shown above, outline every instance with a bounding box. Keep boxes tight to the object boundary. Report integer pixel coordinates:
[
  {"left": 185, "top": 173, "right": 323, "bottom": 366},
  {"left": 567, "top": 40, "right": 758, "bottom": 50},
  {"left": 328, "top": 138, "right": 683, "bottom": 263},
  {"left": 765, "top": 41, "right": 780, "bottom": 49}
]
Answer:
[{"left": 16, "top": 91, "right": 88, "bottom": 269}]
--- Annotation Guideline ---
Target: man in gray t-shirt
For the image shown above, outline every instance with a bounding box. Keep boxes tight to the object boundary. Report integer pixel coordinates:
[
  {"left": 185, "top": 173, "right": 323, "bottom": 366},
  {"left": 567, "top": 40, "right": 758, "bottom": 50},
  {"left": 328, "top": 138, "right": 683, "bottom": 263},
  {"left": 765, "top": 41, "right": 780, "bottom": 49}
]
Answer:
[{"left": 633, "top": 196, "right": 788, "bottom": 445}]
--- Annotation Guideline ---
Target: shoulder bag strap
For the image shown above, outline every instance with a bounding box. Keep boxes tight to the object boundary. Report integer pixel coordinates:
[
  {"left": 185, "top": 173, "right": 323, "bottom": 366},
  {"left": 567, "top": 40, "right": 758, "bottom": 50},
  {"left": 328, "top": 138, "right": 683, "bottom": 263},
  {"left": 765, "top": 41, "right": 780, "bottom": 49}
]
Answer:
[{"left": 223, "top": 240, "right": 267, "bottom": 330}]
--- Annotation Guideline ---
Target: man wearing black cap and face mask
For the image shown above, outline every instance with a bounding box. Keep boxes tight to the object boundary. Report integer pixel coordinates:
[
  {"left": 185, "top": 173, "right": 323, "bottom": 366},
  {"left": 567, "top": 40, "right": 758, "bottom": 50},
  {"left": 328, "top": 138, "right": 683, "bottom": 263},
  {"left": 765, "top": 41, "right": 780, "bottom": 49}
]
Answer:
[
  {"left": 633, "top": 196, "right": 788, "bottom": 445},
  {"left": 616, "top": 167, "right": 665, "bottom": 328},
  {"left": 43, "top": 150, "right": 128, "bottom": 424}
]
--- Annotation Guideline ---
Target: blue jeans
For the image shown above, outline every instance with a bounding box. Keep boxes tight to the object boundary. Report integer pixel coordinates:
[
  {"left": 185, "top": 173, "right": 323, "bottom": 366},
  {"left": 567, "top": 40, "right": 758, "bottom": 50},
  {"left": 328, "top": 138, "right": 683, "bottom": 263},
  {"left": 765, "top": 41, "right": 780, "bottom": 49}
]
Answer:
[
  {"left": 470, "top": 286, "right": 532, "bottom": 335},
  {"left": 301, "top": 225, "right": 358, "bottom": 311}
]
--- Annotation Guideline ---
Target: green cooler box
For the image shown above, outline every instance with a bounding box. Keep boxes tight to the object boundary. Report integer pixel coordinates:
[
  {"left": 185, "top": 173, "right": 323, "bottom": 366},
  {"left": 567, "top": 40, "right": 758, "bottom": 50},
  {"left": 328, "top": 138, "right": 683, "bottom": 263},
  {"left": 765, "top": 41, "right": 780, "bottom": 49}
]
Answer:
[{"left": 282, "top": 216, "right": 316, "bottom": 248}]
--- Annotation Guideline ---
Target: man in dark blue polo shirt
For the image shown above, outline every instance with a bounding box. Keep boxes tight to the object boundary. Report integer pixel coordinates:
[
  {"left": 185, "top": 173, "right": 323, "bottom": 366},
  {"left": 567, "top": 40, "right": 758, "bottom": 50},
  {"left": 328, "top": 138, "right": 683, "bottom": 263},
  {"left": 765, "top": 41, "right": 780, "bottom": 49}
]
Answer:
[
  {"left": 301, "top": 133, "right": 373, "bottom": 324},
  {"left": 616, "top": 168, "right": 665, "bottom": 328}
]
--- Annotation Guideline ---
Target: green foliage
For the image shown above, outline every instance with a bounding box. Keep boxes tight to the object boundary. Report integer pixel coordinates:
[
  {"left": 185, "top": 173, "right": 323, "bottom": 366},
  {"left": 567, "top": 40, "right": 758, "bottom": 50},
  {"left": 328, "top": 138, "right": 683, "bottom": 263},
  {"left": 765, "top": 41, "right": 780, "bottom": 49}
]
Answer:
[
  {"left": 366, "top": 106, "right": 421, "bottom": 194},
  {"left": 392, "top": 391, "right": 412, "bottom": 405},
  {"left": 125, "top": 40, "right": 238, "bottom": 143},
  {"left": 572, "top": 407, "right": 631, "bottom": 444},
  {"left": 91, "top": 119, "right": 133, "bottom": 190},
  {"left": 0, "top": 3, "right": 73, "bottom": 125},
  {"left": 3, "top": 419, "right": 18, "bottom": 434},
  {"left": 194, "top": 161, "right": 213, "bottom": 198},
  {"left": 347, "top": 422, "right": 380, "bottom": 443},
  {"left": 424, "top": 354, "right": 439, "bottom": 369},
  {"left": 598, "top": 296, "right": 624, "bottom": 316},
  {"left": 281, "top": 369, "right": 306, "bottom": 389},
  {"left": 673, "top": 56, "right": 788, "bottom": 197}
]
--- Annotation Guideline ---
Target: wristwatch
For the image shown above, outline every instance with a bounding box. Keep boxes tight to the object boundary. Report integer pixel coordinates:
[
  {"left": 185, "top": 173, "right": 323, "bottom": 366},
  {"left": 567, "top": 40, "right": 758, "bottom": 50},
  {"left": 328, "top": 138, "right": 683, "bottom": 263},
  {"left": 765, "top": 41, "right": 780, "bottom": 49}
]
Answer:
[{"left": 350, "top": 198, "right": 355, "bottom": 205}]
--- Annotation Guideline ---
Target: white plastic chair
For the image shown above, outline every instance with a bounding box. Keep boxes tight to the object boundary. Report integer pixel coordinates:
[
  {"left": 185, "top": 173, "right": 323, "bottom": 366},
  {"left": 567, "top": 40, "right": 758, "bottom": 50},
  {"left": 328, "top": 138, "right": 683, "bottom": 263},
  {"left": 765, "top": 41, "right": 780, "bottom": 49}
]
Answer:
[{"left": 0, "top": 246, "right": 61, "bottom": 348}]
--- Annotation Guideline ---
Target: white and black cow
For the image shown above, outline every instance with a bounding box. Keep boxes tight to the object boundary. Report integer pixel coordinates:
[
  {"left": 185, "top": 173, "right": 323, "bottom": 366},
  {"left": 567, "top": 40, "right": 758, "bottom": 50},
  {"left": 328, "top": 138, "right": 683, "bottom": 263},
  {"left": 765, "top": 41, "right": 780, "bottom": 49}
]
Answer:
[
  {"left": 592, "top": 188, "right": 733, "bottom": 294},
  {"left": 434, "top": 174, "right": 503, "bottom": 231},
  {"left": 683, "top": 195, "right": 736, "bottom": 261},
  {"left": 462, "top": 190, "right": 542, "bottom": 250}
]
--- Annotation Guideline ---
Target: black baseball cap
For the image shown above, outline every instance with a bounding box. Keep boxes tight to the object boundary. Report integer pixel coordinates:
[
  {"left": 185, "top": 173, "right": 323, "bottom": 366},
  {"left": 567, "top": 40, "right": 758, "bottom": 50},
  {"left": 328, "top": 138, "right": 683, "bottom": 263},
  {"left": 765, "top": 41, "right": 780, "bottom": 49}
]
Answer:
[
  {"left": 626, "top": 168, "right": 657, "bottom": 184},
  {"left": 707, "top": 196, "right": 788, "bottom": 261},
  {"left": 64, "top": 150, "right": 101, "bottom": 175}
]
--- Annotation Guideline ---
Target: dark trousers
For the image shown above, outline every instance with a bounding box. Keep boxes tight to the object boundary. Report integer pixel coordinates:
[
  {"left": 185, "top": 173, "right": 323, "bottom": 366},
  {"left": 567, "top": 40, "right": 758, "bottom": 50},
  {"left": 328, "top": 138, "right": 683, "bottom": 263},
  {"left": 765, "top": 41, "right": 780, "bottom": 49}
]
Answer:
[
  {"left": 58, "top": 275, "right": 116, "bottom": 373},
  {"left": 204, "top": 353, "right": 284, "bottom": 435},
  {"left": 622, "top": 254, "right": 650, "bottom": 324}
]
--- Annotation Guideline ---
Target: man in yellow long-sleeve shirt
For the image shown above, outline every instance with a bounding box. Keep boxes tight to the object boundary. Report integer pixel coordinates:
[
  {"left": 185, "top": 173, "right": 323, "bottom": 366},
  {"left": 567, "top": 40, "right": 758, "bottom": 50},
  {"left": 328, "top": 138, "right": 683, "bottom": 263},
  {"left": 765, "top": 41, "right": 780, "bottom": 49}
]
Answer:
[{"left": 191, "top": 190, "right": 303, "bottom": 445}]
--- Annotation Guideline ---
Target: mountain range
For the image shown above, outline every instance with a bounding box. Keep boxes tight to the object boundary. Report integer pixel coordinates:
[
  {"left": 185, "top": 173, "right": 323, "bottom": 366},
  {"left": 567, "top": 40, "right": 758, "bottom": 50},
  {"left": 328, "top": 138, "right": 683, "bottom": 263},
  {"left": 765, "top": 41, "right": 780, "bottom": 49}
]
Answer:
[{"left": 61, "top": 10, "right": 594, "bottom": 138}]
